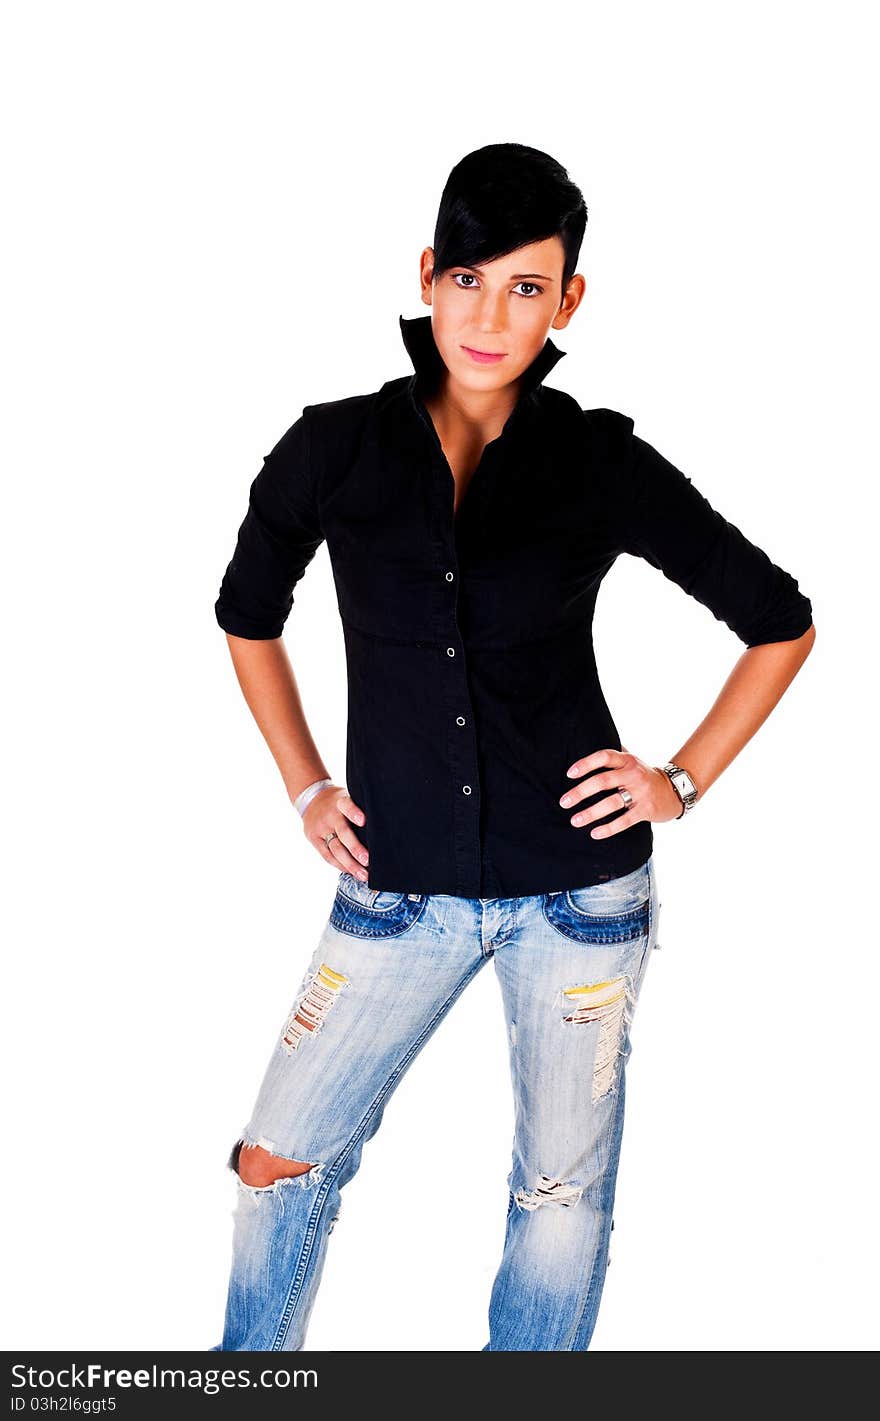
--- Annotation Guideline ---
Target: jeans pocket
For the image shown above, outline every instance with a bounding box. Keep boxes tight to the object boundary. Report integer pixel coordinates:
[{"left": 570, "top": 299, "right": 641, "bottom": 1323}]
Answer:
[
  {"left": 542, "top": 862, "right": 651, "bottom": 945},
  {"left": 330, "top": 870, "right": 428, "bottom": 939}
]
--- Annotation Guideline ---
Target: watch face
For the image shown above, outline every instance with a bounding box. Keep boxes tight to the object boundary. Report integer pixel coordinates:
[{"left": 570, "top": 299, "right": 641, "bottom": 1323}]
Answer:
[{"left": 673, "top": 770, "right": 696, "bottom": 796}]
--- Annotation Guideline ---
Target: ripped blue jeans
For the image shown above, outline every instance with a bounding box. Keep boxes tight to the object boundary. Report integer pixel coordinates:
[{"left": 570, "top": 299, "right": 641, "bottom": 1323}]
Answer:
[{"left": 213, "top": 855, "right": 660, "bottom": 1351}]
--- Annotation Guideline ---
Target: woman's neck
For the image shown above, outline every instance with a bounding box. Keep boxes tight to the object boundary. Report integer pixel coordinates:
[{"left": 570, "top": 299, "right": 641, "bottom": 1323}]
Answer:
[{"left": 423, "top": 368, "right": 522, "bottom": 448}]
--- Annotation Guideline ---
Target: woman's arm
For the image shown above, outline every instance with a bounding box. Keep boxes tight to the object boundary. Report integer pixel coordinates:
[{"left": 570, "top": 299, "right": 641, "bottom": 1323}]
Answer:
[
  {"left": 665, "top": 622, "right": 816, "bottom": 800},
  {"left": 562, "top": 418, "right": 816, "bottom": 835},
  {"left": 224, "top": 633, "right": 329, "bottom": 807},
  {"left": 224, "top": 633, "right": 370, "bottom": 877},
  {"left": 560, "top": 623, "right": 816, "bottom": 835},
  {"left": 215, "top": 410, "right": 369, "bottom": 879}
]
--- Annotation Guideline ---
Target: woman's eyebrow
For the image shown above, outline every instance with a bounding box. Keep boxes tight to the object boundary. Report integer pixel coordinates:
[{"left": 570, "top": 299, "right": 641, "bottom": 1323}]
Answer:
[{"left": 461, "top": 264, "right": 553, "bottom": 281}]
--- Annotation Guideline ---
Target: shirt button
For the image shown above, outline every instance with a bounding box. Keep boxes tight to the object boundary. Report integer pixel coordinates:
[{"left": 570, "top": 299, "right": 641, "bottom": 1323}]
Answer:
[
  {"left": 456, "top": 715, "right": 465, "bottom": 726},
  {"left": 445, "top": 571, "right": 454, "bottom": 581},
  {"left": 462, "top": 784, "right": 472, "bottom": 795},
  {"left": 446, "top": 646, "right": 455, "bottom": 657}
]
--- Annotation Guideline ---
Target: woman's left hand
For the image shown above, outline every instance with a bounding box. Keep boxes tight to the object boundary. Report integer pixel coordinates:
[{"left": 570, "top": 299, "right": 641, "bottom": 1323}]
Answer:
[{"left": 559, "top": 745, "right": 685, "bottom": 838}]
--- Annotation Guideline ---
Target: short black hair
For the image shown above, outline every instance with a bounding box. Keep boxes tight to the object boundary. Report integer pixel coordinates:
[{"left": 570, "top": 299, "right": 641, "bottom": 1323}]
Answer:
[{"left": 432, "top": 143, "right": 587, "bottom": 302}]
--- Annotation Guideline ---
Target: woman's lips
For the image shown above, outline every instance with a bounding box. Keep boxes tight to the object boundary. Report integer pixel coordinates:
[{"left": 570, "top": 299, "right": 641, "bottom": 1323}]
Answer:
[{"left": 461, "top": 345, "right": 507, "bottom": 365}]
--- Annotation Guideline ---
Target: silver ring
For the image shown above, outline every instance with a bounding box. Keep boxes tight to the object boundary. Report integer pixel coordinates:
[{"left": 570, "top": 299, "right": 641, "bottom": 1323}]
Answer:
[
  {"left": 323, "top": 830, "right": 338, "bottom": 846},
  {"left": 617, "top": 787, "right": 634, "bottom": 809}
]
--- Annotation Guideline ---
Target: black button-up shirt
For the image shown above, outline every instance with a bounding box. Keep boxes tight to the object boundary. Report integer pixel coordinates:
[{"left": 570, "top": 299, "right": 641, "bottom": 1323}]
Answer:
[{"left": 214, "top": 313, "right": 813, "bottom": 897}]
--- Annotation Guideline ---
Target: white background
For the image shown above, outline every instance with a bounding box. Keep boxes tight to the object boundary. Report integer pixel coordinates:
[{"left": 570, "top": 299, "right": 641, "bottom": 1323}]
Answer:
[{"left": 3, "top": 1, "right": 877, "bottom": 1352}]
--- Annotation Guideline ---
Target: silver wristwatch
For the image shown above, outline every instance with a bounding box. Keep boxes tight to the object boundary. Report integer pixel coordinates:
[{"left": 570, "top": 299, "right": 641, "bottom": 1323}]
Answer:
[{"left": 661, "top": 761, "right": 699, "bottom": 818}]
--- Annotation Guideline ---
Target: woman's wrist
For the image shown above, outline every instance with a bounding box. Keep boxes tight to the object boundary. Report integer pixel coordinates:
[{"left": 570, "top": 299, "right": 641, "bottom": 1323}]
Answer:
[
  {"left": 292, "top": 776, "right": 334, "bottom": 818},
  {"left": 659, "top": 761, "right": 700, "bottom": 817}
]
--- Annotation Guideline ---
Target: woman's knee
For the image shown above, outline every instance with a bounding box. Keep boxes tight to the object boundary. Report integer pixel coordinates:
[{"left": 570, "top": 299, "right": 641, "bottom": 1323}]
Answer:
[{"left": 236, "top": 1143, "right": 314, "bottom": 1188}]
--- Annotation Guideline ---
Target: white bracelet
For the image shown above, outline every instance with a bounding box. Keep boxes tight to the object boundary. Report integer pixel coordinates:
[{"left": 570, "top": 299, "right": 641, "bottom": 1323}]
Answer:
[{"left": 294, "top": 777, "right": 334, "bottom": 818}]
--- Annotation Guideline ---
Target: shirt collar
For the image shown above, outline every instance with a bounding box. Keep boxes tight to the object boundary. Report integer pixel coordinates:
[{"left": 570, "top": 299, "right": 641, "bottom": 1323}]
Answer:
[{"left": 398, "top": 312, "right": 567, "bottom": 409}]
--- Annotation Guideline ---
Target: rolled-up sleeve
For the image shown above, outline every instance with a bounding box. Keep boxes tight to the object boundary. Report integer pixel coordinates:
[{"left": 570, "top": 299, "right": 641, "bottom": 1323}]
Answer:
[
  {"left": 214, "top": 407, "right": 324, "bottom": 639},
  {"left": 617, "top": 430, "right": 813, "bottom": 647}
]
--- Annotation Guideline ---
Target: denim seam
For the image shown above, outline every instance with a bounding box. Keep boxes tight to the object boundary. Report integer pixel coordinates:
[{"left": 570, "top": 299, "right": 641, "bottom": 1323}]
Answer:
[
  {"left": 540, "top": 904, "right": 650, "bottom": 945},
  {"left": 569, "top": 1091, "right": 624, "bottom": 1349},
  {"left": 568, "top": 866, "right": 655, "bottom": 1348},
  {"left": 329, "top": 903, "right": 428, "bottom": 939},
  {"left": 269, "top": 950, "right": 489, "bottom": 1351}
]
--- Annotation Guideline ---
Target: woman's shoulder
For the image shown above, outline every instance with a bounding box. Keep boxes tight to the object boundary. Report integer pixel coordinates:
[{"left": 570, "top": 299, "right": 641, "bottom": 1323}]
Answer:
[
  {"left": 537, "top": 390, "right": 637, "bottom": 467},
  {"left": 579, "top": 403, "right": 636, "bottom": 446},
  {"left": 304, "top": 386, "right": 382, "bottom": 429}
]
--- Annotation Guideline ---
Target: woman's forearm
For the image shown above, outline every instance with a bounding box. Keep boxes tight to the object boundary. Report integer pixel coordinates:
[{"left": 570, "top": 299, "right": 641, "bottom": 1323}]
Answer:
[
  {"left": 224, "top": 633, "right": 331, "bottom": 803},
  {"left": 669, "top": 622, "right": 816, "bottom": 798}
]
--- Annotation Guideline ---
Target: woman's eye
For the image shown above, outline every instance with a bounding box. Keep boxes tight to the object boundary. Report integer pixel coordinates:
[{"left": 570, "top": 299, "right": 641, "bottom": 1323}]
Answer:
[{"left": 450, "top": 273, "right": 543, "bottom": 297}]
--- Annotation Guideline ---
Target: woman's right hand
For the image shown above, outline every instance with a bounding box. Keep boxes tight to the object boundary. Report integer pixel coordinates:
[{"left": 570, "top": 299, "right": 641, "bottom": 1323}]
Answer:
[{"left": 302, "top": 784, "right": 370, "bottom": 880}]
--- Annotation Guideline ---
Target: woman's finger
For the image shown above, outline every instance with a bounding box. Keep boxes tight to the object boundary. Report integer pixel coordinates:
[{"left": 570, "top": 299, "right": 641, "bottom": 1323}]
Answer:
[
  {"left": 566, "top": 747, "right": 632, "bottom": 779},
  {"left": 560, "top": 767, "right": 637, "bottom": 809},
  {"left": 585, "top": 804, "right": 642, "bottom": 839},
  {"left": 310, "top": 827, "right": 367, "bottom": 879},
  {"left": 327, "top": 832, "right": 368, "bottom": 877},
  {"left": 311, "top": 836, "right": 344, "bottom": 869},
  {"left": 329, "top": 818, "right": 370, "bottom": 868},
  {"left": 568, "top": 788, "right": 639, "bottom": 830},
  {"left": 335, "top": 792, "right": 366, "bottom": 827},
  {"left": 317, "top": 807, "right": 370, "bottom": 875}
]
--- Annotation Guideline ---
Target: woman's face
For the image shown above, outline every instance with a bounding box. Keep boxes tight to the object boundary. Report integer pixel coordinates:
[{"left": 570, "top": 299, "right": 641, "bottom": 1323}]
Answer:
[{"left": 423, "top": 235, "right": 580, "bottom": 397}]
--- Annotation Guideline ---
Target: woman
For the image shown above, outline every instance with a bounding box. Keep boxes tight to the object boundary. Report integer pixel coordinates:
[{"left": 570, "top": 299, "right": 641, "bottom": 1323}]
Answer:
[{"left": 211, "top": 143, "right": 815, "bottom": 1351}]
